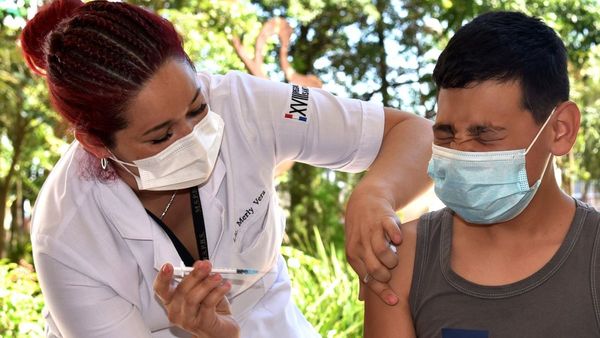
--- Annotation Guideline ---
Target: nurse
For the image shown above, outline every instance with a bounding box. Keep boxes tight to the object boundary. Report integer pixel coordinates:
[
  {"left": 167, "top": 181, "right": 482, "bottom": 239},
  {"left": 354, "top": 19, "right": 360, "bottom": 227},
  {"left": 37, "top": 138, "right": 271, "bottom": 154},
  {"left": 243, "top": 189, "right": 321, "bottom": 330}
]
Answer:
[{"left": 22, "top": 0, "right": 432, "bottom": 337}]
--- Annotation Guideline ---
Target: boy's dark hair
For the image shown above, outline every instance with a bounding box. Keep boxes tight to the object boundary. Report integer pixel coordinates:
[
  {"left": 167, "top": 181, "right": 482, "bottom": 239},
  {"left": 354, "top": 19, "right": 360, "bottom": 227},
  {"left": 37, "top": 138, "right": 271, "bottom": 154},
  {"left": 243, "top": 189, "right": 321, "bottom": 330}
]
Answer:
[{"left": 433, "top": 11, "right": 569, "bottom": 124}]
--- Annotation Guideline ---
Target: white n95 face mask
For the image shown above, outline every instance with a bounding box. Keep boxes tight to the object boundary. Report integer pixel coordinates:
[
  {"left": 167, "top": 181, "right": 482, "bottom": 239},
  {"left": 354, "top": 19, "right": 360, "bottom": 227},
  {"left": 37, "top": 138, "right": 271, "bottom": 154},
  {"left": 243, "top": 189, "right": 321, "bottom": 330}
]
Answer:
[{"left": 111, "top": 110, "right": 225, "bottom": 191}]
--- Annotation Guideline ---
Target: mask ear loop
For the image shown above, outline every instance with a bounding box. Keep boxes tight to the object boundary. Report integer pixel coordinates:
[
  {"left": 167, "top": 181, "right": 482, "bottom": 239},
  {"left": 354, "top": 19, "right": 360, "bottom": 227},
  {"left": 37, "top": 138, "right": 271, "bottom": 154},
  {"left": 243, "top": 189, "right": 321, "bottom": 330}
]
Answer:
[
  {"left": 524, "top": 106, "right": 558, "bottom": 155},
  {"left": 105, "top": 148, "right": 140, "bottom": 179},
  {"left": 524, "top": 106, "right": 558, "bottom": 185}
]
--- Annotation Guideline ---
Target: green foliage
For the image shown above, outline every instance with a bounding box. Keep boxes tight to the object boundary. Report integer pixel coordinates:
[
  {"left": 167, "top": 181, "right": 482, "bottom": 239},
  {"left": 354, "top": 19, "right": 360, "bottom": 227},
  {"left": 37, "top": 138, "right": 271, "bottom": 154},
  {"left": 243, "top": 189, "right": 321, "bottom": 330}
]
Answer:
[
  {"left": 278, "top": 165, "right": 361, "bottom": 252},
  {"left": 0, "top": 261, "right": 45, "bottom": 338},
  {"left": 282, "top": 227, "right": 363, "bottom": 337},
  {"left": 0, "top": 0, "right": 68, "bottom": 260},
  {"left": 130, "top": 0, "right": 263, "bottom": 73},
  {"left": 0, "top": 234, "right": 364, "bottom": 338}
]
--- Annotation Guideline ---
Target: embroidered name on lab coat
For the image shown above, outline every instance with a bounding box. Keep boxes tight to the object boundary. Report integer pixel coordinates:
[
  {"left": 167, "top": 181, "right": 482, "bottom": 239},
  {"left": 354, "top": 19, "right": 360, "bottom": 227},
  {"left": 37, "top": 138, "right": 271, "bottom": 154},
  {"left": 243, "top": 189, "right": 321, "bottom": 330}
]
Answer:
[
  {"left": 236, "top": 190, "right": 266, "bottom": 227},
  {"left": 284, "top": 85, "right": 309, "bottom": 122},
  {"left": 234, "top": 190, "right": 267, "bottom": 242}
]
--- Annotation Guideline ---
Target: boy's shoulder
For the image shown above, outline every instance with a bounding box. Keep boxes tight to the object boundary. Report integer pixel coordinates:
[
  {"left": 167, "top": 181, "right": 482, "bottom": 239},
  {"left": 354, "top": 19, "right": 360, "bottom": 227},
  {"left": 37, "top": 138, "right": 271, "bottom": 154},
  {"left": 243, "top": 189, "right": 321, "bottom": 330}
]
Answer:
[
  {"left": 393, "top": 208, "right": 452, "bottom": 289},
  {"left": 576, "top": 199, "right": 600, "bottom": 224}
]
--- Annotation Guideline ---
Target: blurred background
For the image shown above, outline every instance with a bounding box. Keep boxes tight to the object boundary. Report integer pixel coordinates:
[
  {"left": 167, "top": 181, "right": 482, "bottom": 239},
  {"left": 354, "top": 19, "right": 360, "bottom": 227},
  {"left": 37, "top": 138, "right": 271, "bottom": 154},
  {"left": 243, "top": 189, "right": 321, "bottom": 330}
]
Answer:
[{"left": 1, "top": 0, "right": 599, "bottom": 336}]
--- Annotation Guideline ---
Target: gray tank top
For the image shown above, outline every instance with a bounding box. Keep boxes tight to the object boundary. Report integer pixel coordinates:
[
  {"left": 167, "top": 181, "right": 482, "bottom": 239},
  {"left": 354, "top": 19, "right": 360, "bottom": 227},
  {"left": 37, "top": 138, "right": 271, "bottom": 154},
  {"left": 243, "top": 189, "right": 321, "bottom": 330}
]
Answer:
[{"left": 409, "top": 200, "right": 600, "bottom": 338}]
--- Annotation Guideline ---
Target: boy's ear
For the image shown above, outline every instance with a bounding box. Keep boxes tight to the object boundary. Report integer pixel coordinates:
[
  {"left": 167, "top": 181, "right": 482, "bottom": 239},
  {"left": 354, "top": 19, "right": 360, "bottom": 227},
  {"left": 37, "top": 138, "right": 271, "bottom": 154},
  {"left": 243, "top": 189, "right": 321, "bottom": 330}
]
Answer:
[
  {"left": 550, "top": 101, "right": 581, "bottom": 156},
  {"left": 74, "top": 130, "right": 111, "bottom": 159}
]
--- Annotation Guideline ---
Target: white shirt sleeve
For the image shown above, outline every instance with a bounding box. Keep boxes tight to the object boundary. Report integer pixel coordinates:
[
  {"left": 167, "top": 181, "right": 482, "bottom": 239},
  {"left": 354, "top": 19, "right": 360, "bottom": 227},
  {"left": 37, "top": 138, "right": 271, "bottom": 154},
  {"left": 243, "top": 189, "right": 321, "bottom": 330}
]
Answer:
[
  {"left": 35, "top": 251, "right": 152, "bottom": 338},
  {"left": 207, "top": 71, "right": 384, "bottom": 173}
]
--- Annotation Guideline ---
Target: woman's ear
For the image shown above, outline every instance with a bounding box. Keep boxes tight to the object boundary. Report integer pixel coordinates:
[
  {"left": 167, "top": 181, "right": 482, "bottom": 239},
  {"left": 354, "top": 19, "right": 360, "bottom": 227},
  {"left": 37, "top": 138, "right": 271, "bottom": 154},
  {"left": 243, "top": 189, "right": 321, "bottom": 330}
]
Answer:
[
  {"left": 550, "top": 101, "right": 581, "bottom": 156},
  {"left": 74, "top": 130, "right": 111, "bottom": 159}
]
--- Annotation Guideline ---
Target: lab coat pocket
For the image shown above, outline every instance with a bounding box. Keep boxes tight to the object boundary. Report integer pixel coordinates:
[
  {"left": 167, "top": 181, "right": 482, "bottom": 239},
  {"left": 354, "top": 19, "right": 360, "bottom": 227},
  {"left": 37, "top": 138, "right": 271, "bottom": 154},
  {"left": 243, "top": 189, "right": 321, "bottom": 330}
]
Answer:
[
  {"left": 227, "top": 190, "right": 282, "bottom": 309},
  {"left": 232, "top": 191, "right": 282, "bottom": 269},
  {"left": 234, "top": 189, "right": 272, "bottom": 253},
  {"left": 237, "top": 208, "right": 269, "bottom": 254}
]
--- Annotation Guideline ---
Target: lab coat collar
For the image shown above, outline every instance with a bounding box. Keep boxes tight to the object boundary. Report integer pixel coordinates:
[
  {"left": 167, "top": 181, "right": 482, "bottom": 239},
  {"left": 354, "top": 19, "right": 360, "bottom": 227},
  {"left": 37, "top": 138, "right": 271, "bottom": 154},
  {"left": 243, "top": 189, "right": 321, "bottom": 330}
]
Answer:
[
  {"left": 152, "top": 157, "right": 225, "bottom": 273},
  {"left": 99, "top": 156, "right": 226, "bottom": 274},
  {"left": 100, "top": 156, "right": 226, "bottom": 241}
]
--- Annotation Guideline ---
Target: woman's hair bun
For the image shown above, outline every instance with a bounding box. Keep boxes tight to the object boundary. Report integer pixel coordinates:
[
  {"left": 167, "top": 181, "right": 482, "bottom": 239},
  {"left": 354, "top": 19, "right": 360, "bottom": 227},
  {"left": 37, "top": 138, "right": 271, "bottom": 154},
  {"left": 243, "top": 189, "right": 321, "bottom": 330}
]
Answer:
[{"left": 20, "top": 0, "right": 83, "bottom": 75}]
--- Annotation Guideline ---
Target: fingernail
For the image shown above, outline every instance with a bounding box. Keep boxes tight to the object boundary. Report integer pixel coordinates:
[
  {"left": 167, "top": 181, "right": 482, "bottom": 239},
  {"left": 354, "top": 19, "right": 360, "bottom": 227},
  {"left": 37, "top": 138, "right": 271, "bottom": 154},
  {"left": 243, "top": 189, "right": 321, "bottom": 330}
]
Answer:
[
  {"left": 386, "top": 295, "right": 398, "bottom": 305},
  {"left": 161, "top": 263, "right": 172, "bottom": 274},
  {"left": 210, "top": 273, "right": 222, "bottom": 282}
]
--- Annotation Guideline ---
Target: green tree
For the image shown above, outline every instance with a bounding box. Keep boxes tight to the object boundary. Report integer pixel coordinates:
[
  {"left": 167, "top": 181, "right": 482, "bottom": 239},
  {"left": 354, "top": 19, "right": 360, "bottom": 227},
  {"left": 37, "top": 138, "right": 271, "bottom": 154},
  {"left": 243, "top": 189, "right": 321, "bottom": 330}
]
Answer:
[
  {"left": 231, "top": 0, "right": 600, "bottom": 250},
  {"left": 572, "top": 44, "right": 600, "bottom": 201},
  {"left": 0, "top": 1, "right": 68, "bottom": 261},
  {"left": 130, "top": 0, "right": 262, "bottom": 73}
]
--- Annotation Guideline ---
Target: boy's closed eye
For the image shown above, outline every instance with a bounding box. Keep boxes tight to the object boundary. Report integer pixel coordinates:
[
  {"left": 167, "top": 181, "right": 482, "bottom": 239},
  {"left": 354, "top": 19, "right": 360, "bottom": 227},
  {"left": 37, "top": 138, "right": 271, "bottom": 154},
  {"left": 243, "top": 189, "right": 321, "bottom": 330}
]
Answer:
[{"left": 467, "top": 125, "right": 507, "bottom": 144}]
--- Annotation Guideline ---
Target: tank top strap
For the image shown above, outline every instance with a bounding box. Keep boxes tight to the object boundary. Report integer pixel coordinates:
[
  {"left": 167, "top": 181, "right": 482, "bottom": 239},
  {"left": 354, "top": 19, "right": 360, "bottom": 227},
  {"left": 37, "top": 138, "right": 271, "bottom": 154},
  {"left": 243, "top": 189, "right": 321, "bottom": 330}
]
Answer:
[
  {"left": 409, "top": 207, "right": 452, "bottom": 315},
  {"left": 584, "top": 202, "right": 600, "bottom": 331}
]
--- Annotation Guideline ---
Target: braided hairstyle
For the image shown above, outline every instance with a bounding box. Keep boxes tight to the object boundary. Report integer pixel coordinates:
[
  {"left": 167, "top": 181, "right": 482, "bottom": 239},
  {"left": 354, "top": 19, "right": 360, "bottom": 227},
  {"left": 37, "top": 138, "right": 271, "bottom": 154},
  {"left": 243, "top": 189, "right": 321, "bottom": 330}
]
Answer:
[{"left": 21, "top": 0, "right": 192, "bottom": 148}]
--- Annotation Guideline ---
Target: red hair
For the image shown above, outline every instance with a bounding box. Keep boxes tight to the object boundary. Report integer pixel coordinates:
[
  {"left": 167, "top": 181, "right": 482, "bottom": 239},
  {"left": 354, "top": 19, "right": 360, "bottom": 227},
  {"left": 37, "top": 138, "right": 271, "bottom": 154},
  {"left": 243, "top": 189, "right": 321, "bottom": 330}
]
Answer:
[{"left": 20, "top": 0, "right": 191, "bottom": 148}]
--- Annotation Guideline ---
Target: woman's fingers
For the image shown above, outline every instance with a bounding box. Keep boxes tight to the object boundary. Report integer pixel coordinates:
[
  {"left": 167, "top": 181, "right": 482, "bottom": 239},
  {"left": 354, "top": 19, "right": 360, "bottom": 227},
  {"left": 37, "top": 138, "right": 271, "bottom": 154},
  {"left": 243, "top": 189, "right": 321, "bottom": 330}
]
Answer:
[
  {"left": 201, "top": 279, "right": 232, "bottom": 310},
  {"left": 153, "top": 263, "right": 174, "bottom": 305},
  {"left": 194, "top": 280, "right": 234, "bottom": 333},
  {"left": 153, "top": 259, "right": 237, "bottom": 336},
  {"left": 182, "top": 273, "right": 226, "bottom": 321},
  {"left": 168, "top": 261, "right": 212, "bottom": 317}
]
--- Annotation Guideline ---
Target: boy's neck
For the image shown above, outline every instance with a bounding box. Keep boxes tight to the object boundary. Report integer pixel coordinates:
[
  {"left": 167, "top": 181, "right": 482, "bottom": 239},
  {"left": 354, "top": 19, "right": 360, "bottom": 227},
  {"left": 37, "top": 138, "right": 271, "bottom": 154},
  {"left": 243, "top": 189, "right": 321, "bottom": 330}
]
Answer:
[
  {"left": 457, "top": 167, "right": 575, "bottom": 236},
  {"left": 450, "top": 171, "right": 577, "bottom": 286}
]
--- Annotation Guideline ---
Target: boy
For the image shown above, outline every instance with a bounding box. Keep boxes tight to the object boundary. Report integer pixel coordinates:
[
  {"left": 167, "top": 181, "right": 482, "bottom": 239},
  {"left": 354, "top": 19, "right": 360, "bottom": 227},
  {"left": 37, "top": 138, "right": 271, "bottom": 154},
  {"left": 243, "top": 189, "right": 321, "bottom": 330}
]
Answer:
[{"left": 364, "top": 11, "right": 600, "bottom": 337}]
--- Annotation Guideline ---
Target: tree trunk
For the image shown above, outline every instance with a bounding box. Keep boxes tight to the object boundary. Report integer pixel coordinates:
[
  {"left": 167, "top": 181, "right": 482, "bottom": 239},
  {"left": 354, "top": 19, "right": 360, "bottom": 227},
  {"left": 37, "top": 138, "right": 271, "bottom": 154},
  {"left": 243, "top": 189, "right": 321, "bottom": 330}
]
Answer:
[
  {"left": 7, "top": 178, "right": 24, "bottom": 261},
  {"left": 375, "top": 0, "right": 390, "bottom": 106},
  {"left": 0, "top": 113, "right": 26, "bottom": 258},
  {"left": 582, "top": 181, "right": 591, "bottom": 203},
  {"left": 232, "top": 17, "right": 322, "bottom": 87},
  {"left": 0, "top": 183, "right": 7, "bottom": 259}
]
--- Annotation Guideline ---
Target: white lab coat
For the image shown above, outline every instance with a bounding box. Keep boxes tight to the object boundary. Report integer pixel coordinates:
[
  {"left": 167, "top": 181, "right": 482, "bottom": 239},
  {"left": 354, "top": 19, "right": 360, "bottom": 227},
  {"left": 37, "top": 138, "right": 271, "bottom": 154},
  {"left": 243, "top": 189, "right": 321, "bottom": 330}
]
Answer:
[{"left": 31, "top": 71, "right": 384, "bottom": 337}]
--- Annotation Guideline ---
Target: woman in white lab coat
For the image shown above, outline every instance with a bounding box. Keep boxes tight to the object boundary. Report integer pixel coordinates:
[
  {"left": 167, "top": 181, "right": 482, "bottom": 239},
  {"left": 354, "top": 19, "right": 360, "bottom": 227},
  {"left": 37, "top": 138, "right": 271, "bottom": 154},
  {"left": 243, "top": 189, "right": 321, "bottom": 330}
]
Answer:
[{"left": 21, "top": 0, "right": 432, "bottom": 337}]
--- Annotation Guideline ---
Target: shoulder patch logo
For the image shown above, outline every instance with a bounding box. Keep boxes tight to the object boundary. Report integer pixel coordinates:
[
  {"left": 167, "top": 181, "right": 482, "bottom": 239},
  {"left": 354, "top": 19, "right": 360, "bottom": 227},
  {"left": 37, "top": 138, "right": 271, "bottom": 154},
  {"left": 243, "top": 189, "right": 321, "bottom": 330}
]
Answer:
[{"left": 285, "top": 85, "right": 309, "bottom": 122}]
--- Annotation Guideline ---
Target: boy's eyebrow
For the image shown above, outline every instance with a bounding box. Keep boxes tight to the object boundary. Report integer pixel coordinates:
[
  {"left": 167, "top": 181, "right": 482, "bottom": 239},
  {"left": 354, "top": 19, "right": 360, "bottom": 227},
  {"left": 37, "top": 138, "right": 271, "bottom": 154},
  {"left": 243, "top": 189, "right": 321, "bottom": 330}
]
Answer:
[{"left": 432, "top": 123, "right": 454, "bottom": 133}]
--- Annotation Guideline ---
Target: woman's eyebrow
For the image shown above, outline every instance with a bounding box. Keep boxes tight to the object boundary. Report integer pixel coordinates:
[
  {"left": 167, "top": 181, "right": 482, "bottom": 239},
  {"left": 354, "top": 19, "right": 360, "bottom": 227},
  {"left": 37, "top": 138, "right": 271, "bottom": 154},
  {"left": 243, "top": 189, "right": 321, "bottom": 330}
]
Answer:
[
  {"left": 141, "top": 87, "right": 202, "bottom": 137},
  {"left": 189, "top": 87, "right": 201, "bottom": 105},
  {"left": 142, "top": 120, "right": 171, "bottom": 137}
]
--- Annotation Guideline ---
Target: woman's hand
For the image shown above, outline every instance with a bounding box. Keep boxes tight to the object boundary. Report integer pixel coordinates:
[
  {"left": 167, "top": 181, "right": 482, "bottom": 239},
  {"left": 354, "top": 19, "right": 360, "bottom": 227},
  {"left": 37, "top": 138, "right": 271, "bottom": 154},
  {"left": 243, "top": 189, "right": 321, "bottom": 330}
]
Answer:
[
  {"left": 153, "top": 260, "right": 240, "bottom": 338},
  {"left": 345, "top": 107, "right": 432, "bottom": 306},
  {"left": 345, "top": 183, "right": 402, "bottom": 306}
]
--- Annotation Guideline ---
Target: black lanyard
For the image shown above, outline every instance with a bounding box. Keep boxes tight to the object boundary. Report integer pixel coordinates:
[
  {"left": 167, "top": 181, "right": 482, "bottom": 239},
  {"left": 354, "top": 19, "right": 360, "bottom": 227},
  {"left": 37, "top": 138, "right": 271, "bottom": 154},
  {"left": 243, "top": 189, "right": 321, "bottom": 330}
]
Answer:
[
  {"left": 146, "top": 187, "right": 209, "bottom": 266},
  {"left": 190, "top": 187, "right": 209, "bottom": 261}
]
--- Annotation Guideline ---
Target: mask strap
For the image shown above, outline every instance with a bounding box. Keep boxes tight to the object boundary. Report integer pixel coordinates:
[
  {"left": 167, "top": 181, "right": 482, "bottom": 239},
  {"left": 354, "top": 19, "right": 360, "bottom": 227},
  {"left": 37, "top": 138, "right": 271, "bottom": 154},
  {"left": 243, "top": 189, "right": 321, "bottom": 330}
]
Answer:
[
  {"left": 105, "top": 148, "right": 140, "bottom": 178},
  {"left": 525, "top": 106, "right": 558, "bottom": 155},
  {"left": 536, "top": 153, "right": 553, "bottom": 185}
]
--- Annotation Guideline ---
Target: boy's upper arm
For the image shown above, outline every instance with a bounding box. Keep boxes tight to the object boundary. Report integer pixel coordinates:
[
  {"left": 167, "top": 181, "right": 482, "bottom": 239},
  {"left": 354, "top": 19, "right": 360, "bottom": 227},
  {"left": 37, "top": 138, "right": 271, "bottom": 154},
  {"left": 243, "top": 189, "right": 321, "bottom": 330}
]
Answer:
[{"left": 364, "top": 219, "right": 418, "bottom": 338}]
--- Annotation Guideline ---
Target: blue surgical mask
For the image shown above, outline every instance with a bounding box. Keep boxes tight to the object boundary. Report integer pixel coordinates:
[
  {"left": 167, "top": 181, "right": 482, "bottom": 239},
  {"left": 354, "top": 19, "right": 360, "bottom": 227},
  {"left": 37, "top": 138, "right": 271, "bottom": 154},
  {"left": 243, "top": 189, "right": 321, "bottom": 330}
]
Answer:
[{"left": 427, "top": 107, "right": 556, "bottom": 224}]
